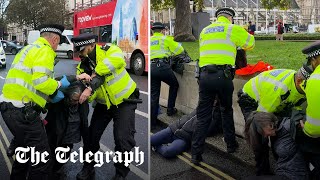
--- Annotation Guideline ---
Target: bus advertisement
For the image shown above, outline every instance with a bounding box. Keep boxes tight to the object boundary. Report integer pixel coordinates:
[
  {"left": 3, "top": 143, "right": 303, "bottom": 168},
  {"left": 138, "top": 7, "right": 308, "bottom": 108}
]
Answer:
[{"left": 73, "top": 0, "right": 149, "bottom": 76}]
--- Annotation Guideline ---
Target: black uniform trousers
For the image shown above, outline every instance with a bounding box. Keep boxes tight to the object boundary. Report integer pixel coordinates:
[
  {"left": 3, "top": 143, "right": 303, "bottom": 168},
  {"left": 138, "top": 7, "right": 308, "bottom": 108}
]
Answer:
[
  {"left": 84, "top": 98, "right": 137, "bottom": 177},
  {"left": 151, "top": 61, "right": 179, "bottom": 128},
  {"left": 192, "top": 69, "right": 236, "bottom": 156},
  {"left": 0, "top": 102, "right": 52, "bottom": 180}
]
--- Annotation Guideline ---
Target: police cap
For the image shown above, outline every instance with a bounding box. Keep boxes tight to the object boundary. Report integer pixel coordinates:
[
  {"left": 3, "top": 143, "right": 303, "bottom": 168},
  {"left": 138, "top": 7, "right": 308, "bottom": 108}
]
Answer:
[
  {"left": 152, "top": 22, "right": 165, "bottom": 30},
  {"left": 215, "top": 7, "right": 235, "bottom": 18},
  {"left": 302, "top": 40, "right": 320, "bottom": 58},
  {"left": 37, "top": 24, "right": 65, "bottom": 37},
  {"left": 71, "top": 33, "right": 97, "bottom": 52},
  {"left": 298, "top": 63, "right": 313, "bottom": 80}
]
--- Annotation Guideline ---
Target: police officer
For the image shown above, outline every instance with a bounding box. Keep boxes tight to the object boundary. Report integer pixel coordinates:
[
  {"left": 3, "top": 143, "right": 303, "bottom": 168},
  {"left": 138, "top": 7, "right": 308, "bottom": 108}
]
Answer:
[
  {"left": 151, "top": 22, "right": 184, "bottom": 129},
  {"left": 191, "top": 7, "right": 255, "bottom": 164},
  {"left": 0, "top": 24, "right": 71, "bottom": 180},
  {"left": 298, "top": 41, "right": 320, "bottom": 178},
  {"left": 71, "top": 33, "right": 139, "bottom": 180},
  {"left": 238, "top": 67, "right": 312, "bottom": 175}
]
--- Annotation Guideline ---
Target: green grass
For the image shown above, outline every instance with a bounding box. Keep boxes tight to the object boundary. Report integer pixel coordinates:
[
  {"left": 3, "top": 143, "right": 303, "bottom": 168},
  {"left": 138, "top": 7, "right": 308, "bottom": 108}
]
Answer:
[{"left": 182, "top": 40, "right": 313, "bottom": 70}]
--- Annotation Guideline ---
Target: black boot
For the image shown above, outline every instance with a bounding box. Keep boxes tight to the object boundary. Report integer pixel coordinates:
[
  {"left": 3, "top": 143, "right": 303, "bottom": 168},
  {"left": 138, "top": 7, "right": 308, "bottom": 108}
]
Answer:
[
  {"left": 227, "top": 141, "right": 239, "bottom": 153},
  {"left": 6, "top": 138, "right": 17, "bottom": 157},
  {"left": 76, "top": 164, "right": 95, "bottom": 180},
  {"left": 191, "top": 154, "right": 202, "bottom": 165},
  {"left": 167, "top": 108, "right": 177, "bottom": 116}
]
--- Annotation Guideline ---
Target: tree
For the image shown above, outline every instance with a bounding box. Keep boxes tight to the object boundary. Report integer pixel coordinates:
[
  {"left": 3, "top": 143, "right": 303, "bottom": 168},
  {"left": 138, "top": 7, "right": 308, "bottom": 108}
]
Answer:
[
  {"left": 151, "top": 0, "right": 195, "bottom": 42},
  {"left": 260, "top": 0, "right": 292, "bottom": 10},
  {"left": 5, "top": 0, "right": 68, "bottom": 29}
]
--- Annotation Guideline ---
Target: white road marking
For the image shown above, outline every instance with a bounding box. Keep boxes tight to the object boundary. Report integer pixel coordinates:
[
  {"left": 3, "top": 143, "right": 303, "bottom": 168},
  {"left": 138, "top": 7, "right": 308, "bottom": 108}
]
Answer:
[
  {"left": 0, "top": 76, "right": 5, "bottom": 80},
  {"left": 139, "top": 91, "right": 148, "bottom": 95},
  {"left": 135, "top": 110, "right": 148, "bottom": 119}
]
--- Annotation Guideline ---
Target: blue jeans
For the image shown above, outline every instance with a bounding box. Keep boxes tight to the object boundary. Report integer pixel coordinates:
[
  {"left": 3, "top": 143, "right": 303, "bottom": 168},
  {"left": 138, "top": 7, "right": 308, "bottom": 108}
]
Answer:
[{"left": 151, "top": 127, "right": 188, "bottom": 158}]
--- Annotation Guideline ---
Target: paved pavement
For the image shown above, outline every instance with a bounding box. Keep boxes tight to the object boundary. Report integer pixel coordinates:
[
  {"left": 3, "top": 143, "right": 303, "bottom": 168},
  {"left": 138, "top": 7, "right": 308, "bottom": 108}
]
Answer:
[{"left": 0, "top": 55, "right": 149, "bottom": 180}]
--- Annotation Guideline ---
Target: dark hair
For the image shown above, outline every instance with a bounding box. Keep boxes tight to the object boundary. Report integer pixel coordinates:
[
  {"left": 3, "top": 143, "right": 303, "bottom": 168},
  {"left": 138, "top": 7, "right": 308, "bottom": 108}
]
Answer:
[
  {"left": 244, "top": 111, "right": 278, "bottom": 149},
  {"left": 61, "top": 81, "right": 86, "bottom": 99}
]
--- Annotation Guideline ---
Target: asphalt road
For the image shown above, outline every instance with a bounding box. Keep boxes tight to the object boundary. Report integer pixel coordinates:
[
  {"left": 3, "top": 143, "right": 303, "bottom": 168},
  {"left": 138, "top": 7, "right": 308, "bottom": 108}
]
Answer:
[
  {"left": 0, "top": 55, "right": 149, "bottom": 180},
  {"left": 151, "top": 125, "right": 255, "bottom": 180}
]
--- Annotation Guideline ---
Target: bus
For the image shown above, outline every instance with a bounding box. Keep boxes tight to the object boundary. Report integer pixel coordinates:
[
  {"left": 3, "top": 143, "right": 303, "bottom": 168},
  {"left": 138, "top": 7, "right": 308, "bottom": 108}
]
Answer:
[{"left": 73, "top": 0, "right": 149, "bottom": 76}]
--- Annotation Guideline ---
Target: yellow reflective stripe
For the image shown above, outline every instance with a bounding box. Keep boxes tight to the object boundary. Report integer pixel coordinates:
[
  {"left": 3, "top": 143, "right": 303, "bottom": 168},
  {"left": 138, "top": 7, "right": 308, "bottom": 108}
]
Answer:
[
  {"left": 32, "top": 66, "right": 53, "bottom": 77},
  {"left": 103, "top": 58, "right": 116, "bottom": 73},
  {"left": 279, "top": 71, "right": 294, "bottom": 82},
  {"left": 172, "top": 43, "right": 182, "bottom": 54},
  {"left": 257, "top": 105, "right": 268, "bottom": 112},
  {"left": 252, "top": 79, "right": 259, "bottom": 101},
  {"left": 243, "top": 34, "right": 252, "bottom": 49},
  {"left": 110, "top": 53, "right": 124, "bottom": 59},
  {"left": 108, "top": 68, "right": 127, "bottom": 85},
  {"left": 161, "top": 37, "right": 171, "bottom": 56},
  {"left": 115, "top": 78, "right": 134, "bottom": 99},
  {"left": 259, "top": 76, "right": 288, "bottom": 92},
  {"left": 200, "top": 39, "right": 235, "bottom": 47},
  {"left": 306, "top": 115, "right": 320, "bottom": 126},
  {"left": 200, "top": 50, "right": 234, "bottom": 57},
  {"left": 33, "top": 76, "right": 48, "bottom": 86},
  {"left": 226, "top": 25, "right": 233, "bottom": 40},
  {"left": 309, "top": 74, "right": 320, "bottom": 80},
  {"left": 11, "top": 63, "right": 32, "bottom": 74},
  {"left": 5, "top": 78, "right": 48, "bottom": 99},
  {"left": 151, "top": 50, "right": 168, "bottom": 57}
]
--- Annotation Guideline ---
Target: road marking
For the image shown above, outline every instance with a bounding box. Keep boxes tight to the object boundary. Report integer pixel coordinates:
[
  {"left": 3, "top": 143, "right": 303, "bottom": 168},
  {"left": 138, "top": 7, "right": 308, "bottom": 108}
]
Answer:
[
  {"left": 0, "top": 76, "right": 5, "bottom": 80},
  {"left": 177, "top": 154, "right": 220, "bottom": 179},
  {"left": 135, "top": 110, "right": 148, "bottom": 118},
  {"left": 99, "top": 143, "right": 149, "bottom": 180},
  {"left": 139, "top": 91, "right": 148, "bottom": 95},
  {"left": 182, "top": 152, "right": 234, "bottom": 180},
  {"left": 0, "top": 136, "right": 12, "bottom": 173},
  {"left": 0, "top": 125, "right": 10, "bottom": 147}
]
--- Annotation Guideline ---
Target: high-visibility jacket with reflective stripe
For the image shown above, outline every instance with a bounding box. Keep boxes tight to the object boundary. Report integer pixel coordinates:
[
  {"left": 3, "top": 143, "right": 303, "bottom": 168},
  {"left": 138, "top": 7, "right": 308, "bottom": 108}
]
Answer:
[
  {"left": 2, "top": 37, "right": 58, "bottom": 107},
  {"left": 77, "top": 45, "right": 136, "bottom": 109},
  {"left": 150, "top": 32, "right": 184, "bottom": 59},
  {"left": 199, "top": 16, "right": 255, "bottom": 67},
  {"left": 304, "top": 65, "right": 320, "bottom": 137},
  {"left": 243, "top": 69, "right": 305, "bottom": 113}
]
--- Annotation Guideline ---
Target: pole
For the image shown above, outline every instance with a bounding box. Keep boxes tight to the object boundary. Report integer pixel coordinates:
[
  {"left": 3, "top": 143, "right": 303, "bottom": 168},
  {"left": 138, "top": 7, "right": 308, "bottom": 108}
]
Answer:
[
  {"left": 211, "top": 0, "right": 214, "bottom": 21},
  {"left": 246, "top": 0, "right": 248, "bottom": 23},
  {"left": 169, "top": 8, "right": 172, "bottom": 35},
  {"left": 265, "top": 9, "right": 268, "bottom": 34},
  {"left": 256, "top": 0, "right": 258, "bottom": 30},
  {"left": 274, "top": 9, "right": 276, "bottom": 34}
]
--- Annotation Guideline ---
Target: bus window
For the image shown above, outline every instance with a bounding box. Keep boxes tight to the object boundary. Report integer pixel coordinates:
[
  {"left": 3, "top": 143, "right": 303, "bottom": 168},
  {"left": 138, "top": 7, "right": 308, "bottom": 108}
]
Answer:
[
  {"left": 80, "top": 28, "right": 93, "bottom": 34},
  {"left": 100, "top": 25, "right": 112, "bottom": 43}
]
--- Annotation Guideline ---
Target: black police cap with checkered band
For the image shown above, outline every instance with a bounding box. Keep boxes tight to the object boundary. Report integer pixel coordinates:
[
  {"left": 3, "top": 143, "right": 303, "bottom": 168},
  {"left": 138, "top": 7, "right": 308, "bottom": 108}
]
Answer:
[
  {"left": 152, "top": 22, "right": 165, "bottom": 30},
  {"left": 302, "top": 40, "right": 320, "bottom": 58},
  {"left": 37, "top": 24, "right": 65, "bottom": 37},
  {"left": 71, "top": 33, "right": 97, "bottom": 52},
  {"left": 215, "top": 7, "right": 235, "bottom": 18}
]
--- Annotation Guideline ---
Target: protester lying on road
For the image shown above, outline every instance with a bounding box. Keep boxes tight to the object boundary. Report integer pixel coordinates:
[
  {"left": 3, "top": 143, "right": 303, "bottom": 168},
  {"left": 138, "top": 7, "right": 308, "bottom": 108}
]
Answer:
[
  {"left": 151, "top": 100, "right": 222, "bottom": 159},
  {"left": 244, "top": 111, "right": 309, "bottom": 180}
]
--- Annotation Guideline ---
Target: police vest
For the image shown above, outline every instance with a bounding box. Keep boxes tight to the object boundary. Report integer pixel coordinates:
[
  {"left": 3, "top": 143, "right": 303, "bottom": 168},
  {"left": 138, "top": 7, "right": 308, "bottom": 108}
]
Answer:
[
  {"left": 199, "top": 16, "right": 255, "bottom": 67},
  {"left": 304, "top": 65, "right": 320, "bottom": 137},
  {"left": 77, "top": 45, "right": 136, "bottom": 109},
  {"left": 150, "top": 32, "right": 184, "bottom": 59},
  {"left": 243, "top": 69, "right": 305, "bottom": 113},
  {"left": 2, "top": 37, "right": 58, "bottom": 107}
]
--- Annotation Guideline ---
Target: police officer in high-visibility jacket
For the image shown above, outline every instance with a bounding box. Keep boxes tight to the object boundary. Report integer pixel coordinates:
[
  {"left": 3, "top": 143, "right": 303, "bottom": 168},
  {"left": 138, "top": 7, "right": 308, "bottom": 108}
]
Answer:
[
  {"left": 191, "top": 8, "right": 255, "bottom": 164},
  {"left": 71, "top": 34, "right": 139, "bottom": 180},
  {"left": 0, "top": 24, "right": 72, "bottom": 180},
  {"left": 298, "top": 41, "right": 320, "bottom": 177},
  {"left": 150, "top": 22, "right": 184, "bottom": 129},
  {"left": 238, "top": 67, "right": 312, "bottom": 175}
]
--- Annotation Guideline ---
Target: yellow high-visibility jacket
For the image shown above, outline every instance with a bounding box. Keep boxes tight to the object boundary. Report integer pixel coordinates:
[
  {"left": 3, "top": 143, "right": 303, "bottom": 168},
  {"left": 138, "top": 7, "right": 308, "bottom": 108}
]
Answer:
[
  {"left": 150, "top": 32, "right": 184, "bottom": 59},
  {"left": 2, "top": 37, "right": 58, "bottom": 107},
  {"left": 199, "top": 16, "right": 255, "bottom": 67},
  {"left": 77, "top": 45, "right": 136, "bottom": 109},
  {"left": 243, "top": 69, "right": 305, "bottom": 113},
  {"left": 304, "top": 65, "right": 320, "bottom": 137}
]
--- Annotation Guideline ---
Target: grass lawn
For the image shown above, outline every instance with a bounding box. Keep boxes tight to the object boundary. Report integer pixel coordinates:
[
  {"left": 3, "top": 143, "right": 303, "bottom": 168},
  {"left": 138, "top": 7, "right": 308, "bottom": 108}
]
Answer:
[{"left": 182, "top": 40, "right": 312, "bottom": 70}]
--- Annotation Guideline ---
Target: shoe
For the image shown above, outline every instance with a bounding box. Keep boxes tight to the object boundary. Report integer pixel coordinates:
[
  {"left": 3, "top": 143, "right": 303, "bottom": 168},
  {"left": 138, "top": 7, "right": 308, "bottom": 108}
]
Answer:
[
  {"left": 167, "top": 108, "right": 177, "bottom": 116},
  {"left": 227, "top": 141, "right": 239, "bottom": 153},
  {"left": 76, "top": 165, "right": 95, "bottom": 180},
  {"left": 112, "top": 174, "right": 126, "bottom": 180},
  {"left": 191, "top": 154, "right": 202, "bottom": 165},
  {"left": 6, "top": 139, "right": 17, "bottom": 157}
]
